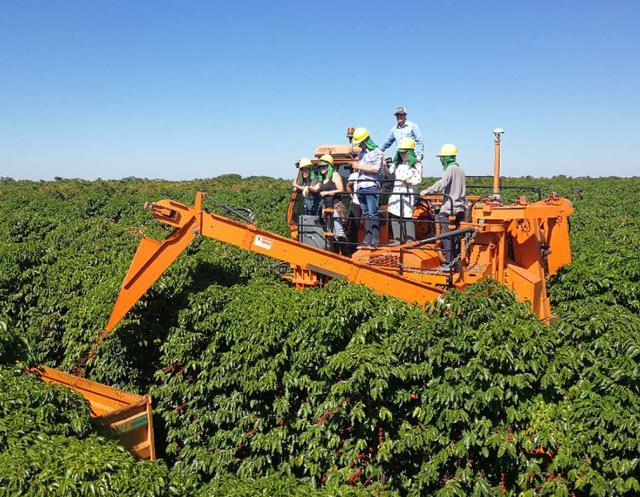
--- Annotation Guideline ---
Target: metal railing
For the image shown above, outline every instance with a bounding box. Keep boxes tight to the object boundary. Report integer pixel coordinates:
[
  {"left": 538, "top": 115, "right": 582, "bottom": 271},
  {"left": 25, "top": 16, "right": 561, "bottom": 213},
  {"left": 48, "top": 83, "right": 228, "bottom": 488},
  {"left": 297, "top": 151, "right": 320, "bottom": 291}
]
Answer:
[
  {"left": 291, "top": 178, "right": 463, "bottom": 258},
  {"left": 465, "top": 175, "right": 543, "bottom": 200}
]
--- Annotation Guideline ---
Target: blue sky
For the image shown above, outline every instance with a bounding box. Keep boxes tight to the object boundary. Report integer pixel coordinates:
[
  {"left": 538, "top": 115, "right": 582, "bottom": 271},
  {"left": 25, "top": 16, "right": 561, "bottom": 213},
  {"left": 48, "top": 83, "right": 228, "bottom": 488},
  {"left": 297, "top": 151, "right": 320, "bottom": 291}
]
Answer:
[{"left": 1, "top": 0, "right": 638, "bottom": 180}]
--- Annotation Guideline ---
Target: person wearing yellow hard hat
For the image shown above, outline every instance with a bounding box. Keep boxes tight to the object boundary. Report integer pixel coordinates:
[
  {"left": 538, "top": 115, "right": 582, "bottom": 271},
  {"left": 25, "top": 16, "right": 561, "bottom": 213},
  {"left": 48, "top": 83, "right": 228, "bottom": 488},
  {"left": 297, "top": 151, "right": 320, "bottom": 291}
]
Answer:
[
  {"left": 293, "top": 157, "right": 320, "bottom": 216},
  {"left": 351, "top": 127, "right": 384, "bottom": 248},
  {"left": 309, "top": 154, "right": 348, "bottom": 249},
  {"left": 420, "top": 144, "right": 467, "bottom": 267},
  {"left": 387, "top": 137, "right": 423, "bottom": 244}
]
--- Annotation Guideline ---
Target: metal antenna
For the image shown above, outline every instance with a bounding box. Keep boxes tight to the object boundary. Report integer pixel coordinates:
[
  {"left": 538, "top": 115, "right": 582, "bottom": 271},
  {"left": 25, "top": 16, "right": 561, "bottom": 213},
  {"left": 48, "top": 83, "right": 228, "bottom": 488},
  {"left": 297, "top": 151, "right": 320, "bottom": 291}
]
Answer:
[{"left": 492, "top": 128, "right": 505, "bottom": 200}]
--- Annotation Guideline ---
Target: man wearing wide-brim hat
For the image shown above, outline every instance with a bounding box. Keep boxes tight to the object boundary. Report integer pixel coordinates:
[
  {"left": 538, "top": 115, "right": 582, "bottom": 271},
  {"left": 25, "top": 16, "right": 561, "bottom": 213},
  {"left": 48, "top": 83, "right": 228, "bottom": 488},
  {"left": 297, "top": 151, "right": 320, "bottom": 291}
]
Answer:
[{"left": 380, "top": 107, "right": 424, "bottom": 162}]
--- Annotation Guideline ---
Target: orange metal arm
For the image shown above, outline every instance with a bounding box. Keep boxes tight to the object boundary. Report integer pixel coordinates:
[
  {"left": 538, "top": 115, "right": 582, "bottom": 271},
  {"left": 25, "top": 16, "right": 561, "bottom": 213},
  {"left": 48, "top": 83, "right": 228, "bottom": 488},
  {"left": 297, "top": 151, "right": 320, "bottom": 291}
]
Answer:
[
  {"left": 105, "top": 222, "right": 197, "bottom": 333},
  {"left": 104, "top": 196, "right": 202, "bottom": 334},
  {"left": 75, "top": 201, "right": 200, "bottom": 374},
  {"left": 201, "top": 209, "right": 443, "bottom": 301},
  {"left": 93, "top": 188, "right": 573, "bottom": 362},
  {"left": 102, "top": 192, "right": 443, "bottom": 339}
]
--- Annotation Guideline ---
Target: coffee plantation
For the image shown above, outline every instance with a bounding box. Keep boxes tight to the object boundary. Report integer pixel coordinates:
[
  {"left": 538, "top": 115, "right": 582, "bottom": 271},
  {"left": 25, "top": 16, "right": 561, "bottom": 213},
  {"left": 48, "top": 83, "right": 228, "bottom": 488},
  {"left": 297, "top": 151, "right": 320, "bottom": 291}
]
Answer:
[{"left": 0, "top": 175, "right": 638, "bottom": 496}]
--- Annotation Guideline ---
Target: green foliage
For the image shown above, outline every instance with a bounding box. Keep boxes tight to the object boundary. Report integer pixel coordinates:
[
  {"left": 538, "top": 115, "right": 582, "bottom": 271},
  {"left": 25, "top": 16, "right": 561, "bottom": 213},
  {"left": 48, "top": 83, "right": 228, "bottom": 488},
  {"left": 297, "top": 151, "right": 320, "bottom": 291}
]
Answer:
[
  {"left": 196, "top": 474, "right": 393, "bottom": 496},
  {"left": 0, "top": 317, "right": 27, "bottom": 365},
  {"left": 0, "top": 434, "right": 181, "bottom": 497},
  {"left": 0, "top": 365, "right": 184, "bottom": 497},
  {"left": 0, "top": 366, "right": 93, "bottom": 449},
  {"left": 0, "top": 176, "right": 639, "bottom": 495},
  {"left": 0, "top": 178, "right": 289, "bottom": 390}
]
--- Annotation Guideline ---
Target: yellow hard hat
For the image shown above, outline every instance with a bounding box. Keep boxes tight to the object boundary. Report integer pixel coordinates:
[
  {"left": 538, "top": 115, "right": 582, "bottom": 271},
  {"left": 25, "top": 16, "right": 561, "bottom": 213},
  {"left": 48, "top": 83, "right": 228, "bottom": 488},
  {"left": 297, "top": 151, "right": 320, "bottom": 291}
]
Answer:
[
  {"left": 436, "top": 144, "right": 458, "bottom": 157},
  {"left": 351, "top": 127, "right": 369, "bottom": 145},
  {"left": 319, "top": 153, "right": 334, "bottom": 165},
  {"left": 298, "top": 157, "right": 313, "bottom": 169},
  {"left": 397, "top": 137, "right": 416, "bottom": 150}
]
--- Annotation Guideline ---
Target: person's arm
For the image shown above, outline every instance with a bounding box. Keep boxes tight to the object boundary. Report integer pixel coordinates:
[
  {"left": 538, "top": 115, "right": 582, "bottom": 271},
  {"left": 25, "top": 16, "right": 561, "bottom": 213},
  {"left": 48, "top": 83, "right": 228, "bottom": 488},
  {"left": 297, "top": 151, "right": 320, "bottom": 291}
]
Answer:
[
  {"left": 411, "top": 123, "right": 424, "bottom": 159},
  {"left": 334, "top": 172, "right": 344, "bottom": 193},
  {"left": 356, "top": 164, "right": 379, "bottom": 173},
  {"left": 379, "top": 127, "right": 396, "bottom": 152},
  {"left": 354, "top": 149, "right": 382, "bottom": 174},
  {"left": 420, "top": 167, "right": 452, "bottom": 195}
]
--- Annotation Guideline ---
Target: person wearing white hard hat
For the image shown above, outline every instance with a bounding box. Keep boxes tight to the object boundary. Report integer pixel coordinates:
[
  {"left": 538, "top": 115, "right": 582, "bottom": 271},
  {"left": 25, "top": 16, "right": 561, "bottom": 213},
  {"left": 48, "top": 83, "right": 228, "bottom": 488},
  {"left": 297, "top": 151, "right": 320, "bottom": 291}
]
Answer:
[
  {"left": 420, "top": 144, "right": 467, "bottom": 266},
  {"left": 380, "top": 107, "right": 424, "bottom": 162},
  {"left": 387, "top": 137, "right": 423, "bottom": 244}
]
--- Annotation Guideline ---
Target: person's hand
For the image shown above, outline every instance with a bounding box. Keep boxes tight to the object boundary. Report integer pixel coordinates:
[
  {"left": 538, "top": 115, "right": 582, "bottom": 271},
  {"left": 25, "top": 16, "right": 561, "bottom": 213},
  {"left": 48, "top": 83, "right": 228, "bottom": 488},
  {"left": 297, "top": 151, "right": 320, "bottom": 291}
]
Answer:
[
  {"left": 419, "top": 190, "right": 428, "bottom": 196},
  {"left": 302, "top": 186, "right": 309, "bottom": 197},
  {"left": 319, "top": 191, "right": 327, "bottom": 197}
]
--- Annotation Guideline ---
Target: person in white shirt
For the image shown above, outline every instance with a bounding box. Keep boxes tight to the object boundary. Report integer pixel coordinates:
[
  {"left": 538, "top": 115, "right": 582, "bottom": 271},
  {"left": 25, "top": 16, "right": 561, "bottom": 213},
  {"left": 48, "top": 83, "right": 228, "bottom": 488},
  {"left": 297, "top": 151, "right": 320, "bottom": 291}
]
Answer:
[{"left": 387, "top": 137, "right": 423, "bottom": 244}]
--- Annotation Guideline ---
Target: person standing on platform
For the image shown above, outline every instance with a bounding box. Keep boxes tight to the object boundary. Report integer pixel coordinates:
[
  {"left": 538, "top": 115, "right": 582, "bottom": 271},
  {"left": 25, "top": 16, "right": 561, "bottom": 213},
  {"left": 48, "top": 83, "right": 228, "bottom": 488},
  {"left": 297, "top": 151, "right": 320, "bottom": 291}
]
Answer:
[
  {"left": 380, "top": 106, "right": 424, "bottom": 162},
  {"left": 387, "top": 137, "right": 423, "bottom": 244},
  {"left": 292, "top": 157, "right": 320, "bottom": 215},
  {"left": 351, "top": 127, "right": 384, "bottom": 248},
  {"left": 420, "top": 144, "right": 466, "bottom": 267}
]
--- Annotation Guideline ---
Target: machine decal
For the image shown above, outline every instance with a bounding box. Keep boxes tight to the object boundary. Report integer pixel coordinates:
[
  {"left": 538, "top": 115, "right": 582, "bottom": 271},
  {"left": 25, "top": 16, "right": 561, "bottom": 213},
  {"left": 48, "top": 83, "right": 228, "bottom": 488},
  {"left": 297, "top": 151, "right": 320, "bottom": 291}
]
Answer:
[{"left": 253, "top": 235, "right": 273, "bottom": 250}]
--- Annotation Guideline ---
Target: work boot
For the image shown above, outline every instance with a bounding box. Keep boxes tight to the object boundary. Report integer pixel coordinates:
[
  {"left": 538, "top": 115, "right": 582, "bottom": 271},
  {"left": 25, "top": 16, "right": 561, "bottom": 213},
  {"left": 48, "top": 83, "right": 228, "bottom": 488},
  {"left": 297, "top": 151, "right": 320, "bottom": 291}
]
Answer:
[{"left": 358, "top": 219, "right": 372, "bottom": 249}]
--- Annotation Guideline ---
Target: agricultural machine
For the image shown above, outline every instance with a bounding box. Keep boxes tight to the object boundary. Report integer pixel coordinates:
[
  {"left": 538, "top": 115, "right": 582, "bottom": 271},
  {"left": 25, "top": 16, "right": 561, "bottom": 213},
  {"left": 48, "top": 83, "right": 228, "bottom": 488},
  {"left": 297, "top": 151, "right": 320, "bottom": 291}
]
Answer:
[{"left": 32, "top": 129, "right": 574, "bottom": 459}]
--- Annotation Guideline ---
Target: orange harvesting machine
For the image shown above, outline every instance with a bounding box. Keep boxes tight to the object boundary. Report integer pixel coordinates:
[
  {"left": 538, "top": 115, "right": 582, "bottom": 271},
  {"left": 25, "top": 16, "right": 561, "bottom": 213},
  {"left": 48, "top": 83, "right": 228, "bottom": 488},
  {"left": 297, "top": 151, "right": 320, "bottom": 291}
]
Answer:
[
  {"left": 101, "top": 131, "right": 573, "bottom": 339},
  {"left": 35, "top": 130, "right": 573, "bottom": 459}
]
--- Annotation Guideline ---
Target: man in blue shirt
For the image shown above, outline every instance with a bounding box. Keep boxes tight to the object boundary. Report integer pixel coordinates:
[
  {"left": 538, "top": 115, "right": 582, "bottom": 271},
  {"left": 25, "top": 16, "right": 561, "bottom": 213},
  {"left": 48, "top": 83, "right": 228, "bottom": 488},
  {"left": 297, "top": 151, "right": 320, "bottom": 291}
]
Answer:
[{"left": 380, "top": 107, "right": 424, "bottom": 161}]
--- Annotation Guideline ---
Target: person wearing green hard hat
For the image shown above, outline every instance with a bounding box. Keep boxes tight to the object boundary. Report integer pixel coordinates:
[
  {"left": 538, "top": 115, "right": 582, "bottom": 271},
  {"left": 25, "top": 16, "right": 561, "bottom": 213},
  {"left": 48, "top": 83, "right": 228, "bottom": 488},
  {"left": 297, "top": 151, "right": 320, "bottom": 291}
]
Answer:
[
  {"left": 387, "top": 137, "right": 423, "bottom": 244},
  {"left": 420, "top": 144, "right": 467, "bottom": 266}
]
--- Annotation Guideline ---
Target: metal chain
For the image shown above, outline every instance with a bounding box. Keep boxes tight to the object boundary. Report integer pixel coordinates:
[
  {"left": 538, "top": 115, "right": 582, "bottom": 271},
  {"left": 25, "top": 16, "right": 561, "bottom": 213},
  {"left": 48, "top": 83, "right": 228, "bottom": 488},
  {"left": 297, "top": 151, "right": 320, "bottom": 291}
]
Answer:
[
  {"left": 447, "top": 228, "right": 478, "bottom": 269},
  {"left": 366, "top": 228, "right": 478, "bottom": 275}
]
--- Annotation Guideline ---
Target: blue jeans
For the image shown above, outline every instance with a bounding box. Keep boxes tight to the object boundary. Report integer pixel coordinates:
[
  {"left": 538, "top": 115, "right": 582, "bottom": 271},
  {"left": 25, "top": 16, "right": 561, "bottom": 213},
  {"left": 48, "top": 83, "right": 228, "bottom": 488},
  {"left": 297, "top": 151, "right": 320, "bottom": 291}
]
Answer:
[
  {"left": 357, "top": 186, "right": 380, "bottom": 246},
  {"left": 356, "top": 186, "right": 379, "bottom": 220}
]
